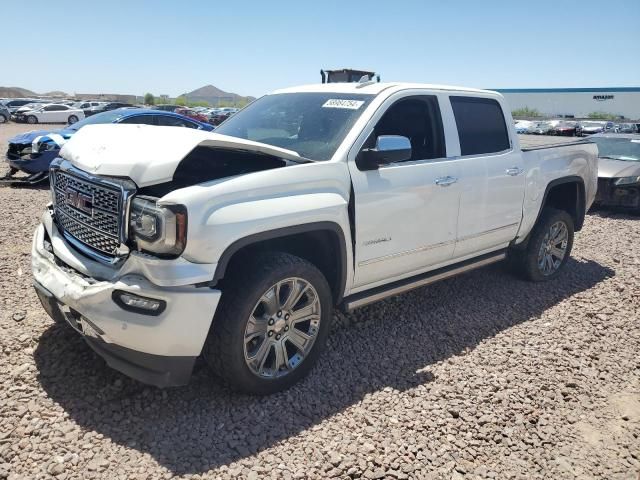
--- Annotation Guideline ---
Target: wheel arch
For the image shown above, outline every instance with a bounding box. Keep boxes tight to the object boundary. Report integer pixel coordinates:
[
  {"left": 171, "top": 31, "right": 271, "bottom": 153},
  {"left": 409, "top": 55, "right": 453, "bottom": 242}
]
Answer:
[
  {"left": 212, "top": 222, "right": 348, "bottom": 305},
  {"left": 538, "top": 176, "right": 586, "bottom": 231},
  {"left": 513, "top": 175, "right": 585, "bottom": 251}
]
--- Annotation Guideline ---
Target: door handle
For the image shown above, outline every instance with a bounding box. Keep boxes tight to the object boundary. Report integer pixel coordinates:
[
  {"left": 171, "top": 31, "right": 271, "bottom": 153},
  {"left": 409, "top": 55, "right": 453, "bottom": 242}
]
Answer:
[
  {"left": 435, "top": 176, "right": 458, "bottom": 186},
  {"left": 505, "top": 167, "right": 523, "bottom": 176}
]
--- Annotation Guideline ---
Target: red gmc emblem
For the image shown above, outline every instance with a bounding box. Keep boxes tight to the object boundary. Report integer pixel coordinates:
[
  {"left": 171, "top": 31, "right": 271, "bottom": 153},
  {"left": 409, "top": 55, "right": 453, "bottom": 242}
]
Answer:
[{"left": 65, "top": 188, "right": 94, "bottom": 216}]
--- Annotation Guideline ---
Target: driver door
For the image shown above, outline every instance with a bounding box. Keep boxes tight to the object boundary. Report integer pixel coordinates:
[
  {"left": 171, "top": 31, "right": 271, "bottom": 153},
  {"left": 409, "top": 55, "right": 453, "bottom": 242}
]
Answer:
[{"left": 348, "top": 92, "right": 461, "bottom": 290}]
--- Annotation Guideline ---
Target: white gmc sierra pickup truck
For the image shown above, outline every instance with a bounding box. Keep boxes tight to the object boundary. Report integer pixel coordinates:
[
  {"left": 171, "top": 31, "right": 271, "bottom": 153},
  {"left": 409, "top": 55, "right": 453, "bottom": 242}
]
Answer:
[{"left": 31, "top": 82, "right": 598, "bottom": 394}]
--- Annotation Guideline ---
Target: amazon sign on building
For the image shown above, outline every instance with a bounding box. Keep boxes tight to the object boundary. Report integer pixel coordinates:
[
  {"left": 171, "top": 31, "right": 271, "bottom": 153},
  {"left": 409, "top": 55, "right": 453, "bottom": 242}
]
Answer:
[{"left": 494, "top": 87, "right": 640, "bottom": 119}]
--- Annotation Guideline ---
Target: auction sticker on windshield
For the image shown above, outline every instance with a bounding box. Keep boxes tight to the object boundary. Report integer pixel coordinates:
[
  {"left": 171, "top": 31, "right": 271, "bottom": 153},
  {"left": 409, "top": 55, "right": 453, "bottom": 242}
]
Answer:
[{"left": 322, "top": 99, "right": 365, "bottom": 109}]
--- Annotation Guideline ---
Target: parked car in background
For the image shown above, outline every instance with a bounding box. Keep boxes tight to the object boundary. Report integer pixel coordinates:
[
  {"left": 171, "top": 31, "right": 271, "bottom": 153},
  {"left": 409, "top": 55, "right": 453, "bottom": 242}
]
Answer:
[
  {"left": 553, "top": 121, "right": 581, "bottom": 137},
  {"left": 175, "top": 107, "right": 209, "bottom": 123},
  {"left": 4, "top": 109, "right": 213, "bottom": 184},
  {"left": 0, "top": 105, "right": 10, "bottom": 123},
  {"left": 615, "top": 123, "right": 638, "bottom": 134},
  {"left": 208, "top": 110, "right": 234, "bottom": 126},
  {"left": 73, "top": 101, "right": 105, "bottom": 110},
  {"left": 85, "top": 102, "right": 136, "bottom": 117},
  {"left": 12, "top": 102, "right": 49, "bottom": 115},
  {"left": 590, "top": 133, "right": 640, "bottom": 212},
  {"left": 3, "top": 98, "right": 45, "bottom": 113},
  {"left": 580, "top": 122, "right": 605, "bottom": 136},
  {"left": 515, "top": 120, "right": 534, "bottom": 134},
  {"left": 528, "top": 121, "right": 554, "bottom": 135},
  {"left": 12, "top": 104, "right": 85, "bottom": 124}
]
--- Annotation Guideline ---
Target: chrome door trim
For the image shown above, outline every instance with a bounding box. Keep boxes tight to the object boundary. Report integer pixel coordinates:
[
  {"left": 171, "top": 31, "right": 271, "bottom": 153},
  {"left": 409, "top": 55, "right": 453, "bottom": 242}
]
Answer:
[
  {"left": 358, "top": 239, "right": 456, "bottom": 267},
  {"left": 457, "top": 222, "right": 520, "bottom": 243},
  {"left": 358, "top": 222, "right": 518, "bottom": 267}
]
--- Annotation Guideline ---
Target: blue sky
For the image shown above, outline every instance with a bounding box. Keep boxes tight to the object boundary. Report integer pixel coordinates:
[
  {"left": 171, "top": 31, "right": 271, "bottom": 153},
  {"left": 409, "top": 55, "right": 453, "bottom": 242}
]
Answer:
[{"left": 3, "top": 0, "right": 639, "bottom": 97}]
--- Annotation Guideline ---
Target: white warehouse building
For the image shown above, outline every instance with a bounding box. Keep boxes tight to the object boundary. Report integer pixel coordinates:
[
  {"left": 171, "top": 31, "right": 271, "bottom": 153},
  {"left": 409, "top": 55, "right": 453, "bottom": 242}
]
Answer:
[{"left": 494, "top": 87, "right": 640, "bottom": 120}]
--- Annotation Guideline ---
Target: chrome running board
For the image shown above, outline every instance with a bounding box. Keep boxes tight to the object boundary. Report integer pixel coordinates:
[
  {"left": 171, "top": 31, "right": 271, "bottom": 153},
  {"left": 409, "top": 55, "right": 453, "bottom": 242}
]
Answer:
[{"left": 342, "top": 250, "right": 507, "bottom": 311}]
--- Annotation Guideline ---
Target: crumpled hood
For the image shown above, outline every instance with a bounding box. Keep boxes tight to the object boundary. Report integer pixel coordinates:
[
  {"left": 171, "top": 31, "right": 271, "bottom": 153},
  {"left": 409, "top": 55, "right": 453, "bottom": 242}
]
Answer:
[
  {"left": 598, "top": 157, "right": 640, "bottom": 178},
  {"left": 9, "top": 128, "right": 73, "bottom": 145},
  {"left": 59, "top": 124, "right": 308, "bottom": 187}
]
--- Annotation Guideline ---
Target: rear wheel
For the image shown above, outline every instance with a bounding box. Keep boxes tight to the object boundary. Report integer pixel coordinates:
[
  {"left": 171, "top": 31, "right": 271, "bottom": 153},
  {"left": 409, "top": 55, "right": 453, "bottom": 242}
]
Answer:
[
  {"left": 204, "top": 251, "right": 333, "bottom": 395},
  {"left": 27, "top": 115, "right": 38, "bottom": 124},
  {"left": 68, "top": 115, "right": 79, "bottom": 124},
  {"left": 510, "top": 208, "right": 574, "bottom": 282},
  {"left": 0, "top": 114, "right": 6, "bottom": 124}
]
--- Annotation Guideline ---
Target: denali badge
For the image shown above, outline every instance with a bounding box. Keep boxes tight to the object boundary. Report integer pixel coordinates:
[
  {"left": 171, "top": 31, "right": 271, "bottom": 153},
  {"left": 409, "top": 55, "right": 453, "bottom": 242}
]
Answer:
[
  {"left": 65, "top": 188, "right": 94, "bottom": 216},
  {"left": 363, "top": 237, "right": 391, "bottom": 246}
]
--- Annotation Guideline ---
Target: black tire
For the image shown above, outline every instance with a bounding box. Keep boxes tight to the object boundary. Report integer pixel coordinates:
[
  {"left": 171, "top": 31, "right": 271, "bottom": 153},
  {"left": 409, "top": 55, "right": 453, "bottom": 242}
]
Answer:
[
  {"left": 68, "top": 115, "right": 79, "bottom": 124},
  {"left": 27, "top": 115, "right": 38, "bottom": 124},
  {"left": 0, "top": 114, "right": 6, "bottom": 124},
  {"left": 510, "top": 208, "right": 574, "bottom": 282},
  {"left": 204, "top": 251, "right": 333, "bottom": 395}
]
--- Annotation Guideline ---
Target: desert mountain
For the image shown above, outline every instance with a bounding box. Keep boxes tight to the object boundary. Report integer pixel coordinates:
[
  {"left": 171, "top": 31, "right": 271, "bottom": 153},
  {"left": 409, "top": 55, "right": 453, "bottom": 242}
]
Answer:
[
  {"left": 183, "top": 85, "right": 254, "bottom": 105},
  {"left": 0, "top": 86, "right": 40, "bottom": 98}
]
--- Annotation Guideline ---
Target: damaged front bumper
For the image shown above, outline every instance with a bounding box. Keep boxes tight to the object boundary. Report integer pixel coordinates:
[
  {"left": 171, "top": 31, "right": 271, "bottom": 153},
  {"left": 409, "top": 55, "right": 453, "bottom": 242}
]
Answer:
[
  {"left": 31, "top": 209, "right": 222, "bottom": 387},
  {"left": 6, "top": 145, "right": 56, "bottom": 174},
  {"left": 594, "top": 178, "right": 640, "bottom": 211}
]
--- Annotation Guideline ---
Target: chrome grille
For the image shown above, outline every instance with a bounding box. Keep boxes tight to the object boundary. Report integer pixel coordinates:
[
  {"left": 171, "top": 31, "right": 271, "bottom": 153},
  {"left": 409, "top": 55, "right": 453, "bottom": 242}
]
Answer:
[{"left": 52, "top": 169, "right": 123, "bottom": 257}]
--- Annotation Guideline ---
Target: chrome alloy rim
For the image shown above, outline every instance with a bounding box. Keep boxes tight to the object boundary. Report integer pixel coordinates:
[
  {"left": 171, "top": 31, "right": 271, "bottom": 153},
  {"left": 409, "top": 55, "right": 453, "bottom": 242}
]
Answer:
[
  {"left": 243, "top": 277, "right": 321, "bottom": 378},
  {"left": 537, "top": 221, "right": 569, "bottom": 276}
]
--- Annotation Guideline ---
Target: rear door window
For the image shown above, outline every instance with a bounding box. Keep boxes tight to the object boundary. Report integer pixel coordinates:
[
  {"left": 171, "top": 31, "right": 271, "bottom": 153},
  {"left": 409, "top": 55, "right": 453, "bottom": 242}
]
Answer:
[
  {"left": 450, "top": 96, "right": 510, "bottom": 156},
  {"left": 118, "top": 115, "right": 157, "bottom": 126},
  {"left": 157, "top": 115, "right": 200, "bottom": 128}
]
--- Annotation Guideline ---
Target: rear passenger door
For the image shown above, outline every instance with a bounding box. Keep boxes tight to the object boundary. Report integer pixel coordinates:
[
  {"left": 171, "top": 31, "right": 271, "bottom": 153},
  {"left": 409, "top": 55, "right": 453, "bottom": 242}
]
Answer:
[{"left": 447, "top": 95, "right": 525, "bottom": 258}]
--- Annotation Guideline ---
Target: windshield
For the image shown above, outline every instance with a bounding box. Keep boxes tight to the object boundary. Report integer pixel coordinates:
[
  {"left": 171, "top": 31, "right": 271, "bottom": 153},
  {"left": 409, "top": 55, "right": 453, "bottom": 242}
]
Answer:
[
  {"left": 215, "top": 92, "right": 374, "bottom": 161},
  {"left": 591, "top": 137, "right": 640, "bottom": 161},
  {"left": 66, "top": 109, "right": 127, "bottom": 131}
]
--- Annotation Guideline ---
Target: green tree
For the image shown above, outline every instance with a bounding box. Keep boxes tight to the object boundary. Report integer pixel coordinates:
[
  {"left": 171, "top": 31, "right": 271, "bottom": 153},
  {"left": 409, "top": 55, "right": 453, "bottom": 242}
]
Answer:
[
  {"left": 175, "top": 96, "right": 187, "bottom": 106},
  {"left": 512, "top": 107, "right": 542, "bottom": 118},
  {"left": 587, "top": 111, "right": 618, "bottom": 120},
  {"left": 143, "top": 92, "right": 155, "bottom": 105}
]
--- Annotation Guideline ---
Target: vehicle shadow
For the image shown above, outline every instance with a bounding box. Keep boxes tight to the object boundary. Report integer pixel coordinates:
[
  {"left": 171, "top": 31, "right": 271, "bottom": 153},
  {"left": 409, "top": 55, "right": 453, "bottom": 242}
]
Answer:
[
  {"left": 587, "top": 207, "right": 640, "bottom": 219},
  {"left": 34, "top": 258, "right": 613, "bottom": 474}
]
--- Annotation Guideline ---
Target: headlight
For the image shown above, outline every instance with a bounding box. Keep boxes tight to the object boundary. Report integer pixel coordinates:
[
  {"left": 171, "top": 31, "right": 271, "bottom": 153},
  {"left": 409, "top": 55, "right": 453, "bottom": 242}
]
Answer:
[
  {"left": 614, "top": 176, "right": 640, "bottom": 186},
  {"left": 129, "top": 197, "right": 187, "bottom": 257},
  {"left": 32, "top": 140, "right": 57, "bottom": 154}
]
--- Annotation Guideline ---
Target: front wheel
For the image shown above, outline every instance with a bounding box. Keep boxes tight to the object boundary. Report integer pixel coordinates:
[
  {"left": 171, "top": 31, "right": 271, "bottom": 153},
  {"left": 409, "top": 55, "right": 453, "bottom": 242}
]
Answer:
[
  {"left": 204, "top": 251, "right": 333, "bottom": 395},
  {"left": 27, "top": 115, "right": 38, "bottom": 124},
  {"left": 0, "top": 114, "right": 6, "bottom": 124},
  {"left": 510, "top": 208, "right": 574, "bottom": 282},
  {"left": 68, "top": 115, "right": 79, "bottom": 124}
]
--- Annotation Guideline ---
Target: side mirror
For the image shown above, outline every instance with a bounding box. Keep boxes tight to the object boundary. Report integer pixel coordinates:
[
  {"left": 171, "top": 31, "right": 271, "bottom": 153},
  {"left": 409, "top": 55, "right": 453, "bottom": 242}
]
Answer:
[{"left": 357, "top": 135, "right": 412, "bottom": 171}]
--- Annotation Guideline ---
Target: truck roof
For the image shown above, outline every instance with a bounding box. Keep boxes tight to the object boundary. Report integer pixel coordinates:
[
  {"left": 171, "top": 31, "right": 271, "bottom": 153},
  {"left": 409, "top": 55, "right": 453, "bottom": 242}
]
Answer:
[{"left": 272, "top": 82, "right": 496, "bottom": 96}]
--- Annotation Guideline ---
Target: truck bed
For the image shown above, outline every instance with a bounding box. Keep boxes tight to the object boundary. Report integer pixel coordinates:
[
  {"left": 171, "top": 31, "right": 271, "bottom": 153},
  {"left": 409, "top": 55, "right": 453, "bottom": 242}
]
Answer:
[{"left": 518, "top": 134, "right": 590, "bottom": 151}]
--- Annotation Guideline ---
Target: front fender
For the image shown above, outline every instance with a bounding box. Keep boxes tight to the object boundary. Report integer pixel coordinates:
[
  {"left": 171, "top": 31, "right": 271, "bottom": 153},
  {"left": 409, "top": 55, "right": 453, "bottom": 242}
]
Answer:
[{"left": 159, "top": 161, "right": 354, "bottom": 293}]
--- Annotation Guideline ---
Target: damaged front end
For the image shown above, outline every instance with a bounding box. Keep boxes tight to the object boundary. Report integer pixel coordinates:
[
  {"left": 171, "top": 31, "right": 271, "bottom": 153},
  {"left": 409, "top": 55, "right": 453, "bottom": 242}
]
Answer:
[
  {"left": 31, "top": 124, "right": 309, "bottom": 386},
  {"left": 2, "top": 133, "right": 68, "bottom": 186},
  {"left": 595, "top": 177, "right": 640, "bottom": 211},
  {"left": 32, "top": 203, "right": 222, "bottom": 387}
]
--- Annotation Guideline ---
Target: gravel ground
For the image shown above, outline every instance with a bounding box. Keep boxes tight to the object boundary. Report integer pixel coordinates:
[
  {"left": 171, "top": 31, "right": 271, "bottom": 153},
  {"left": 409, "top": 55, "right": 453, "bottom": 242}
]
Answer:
[{"left": 0, "top": 122, "right": 638, "bottom": 480}]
